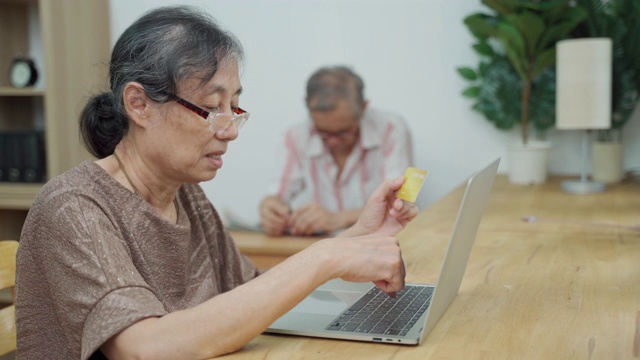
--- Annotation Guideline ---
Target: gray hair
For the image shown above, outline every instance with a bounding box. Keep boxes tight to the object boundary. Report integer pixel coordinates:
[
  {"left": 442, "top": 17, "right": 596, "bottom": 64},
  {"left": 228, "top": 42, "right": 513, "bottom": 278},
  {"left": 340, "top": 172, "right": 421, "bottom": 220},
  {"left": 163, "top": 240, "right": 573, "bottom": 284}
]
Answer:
[
  {"left": 305, "top": 66, "right": 365, "bottom": 112},
  {"left": 80, "top": 5, "right": 244, "bottom": 158}
]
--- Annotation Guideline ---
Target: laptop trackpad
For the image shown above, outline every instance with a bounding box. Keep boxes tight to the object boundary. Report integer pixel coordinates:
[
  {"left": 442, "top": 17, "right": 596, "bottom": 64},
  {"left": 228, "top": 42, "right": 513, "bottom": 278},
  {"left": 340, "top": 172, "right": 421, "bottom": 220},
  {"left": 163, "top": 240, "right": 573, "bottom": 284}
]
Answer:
[{"left": 289, "top": 289, "right": 363, "bottom": 316}]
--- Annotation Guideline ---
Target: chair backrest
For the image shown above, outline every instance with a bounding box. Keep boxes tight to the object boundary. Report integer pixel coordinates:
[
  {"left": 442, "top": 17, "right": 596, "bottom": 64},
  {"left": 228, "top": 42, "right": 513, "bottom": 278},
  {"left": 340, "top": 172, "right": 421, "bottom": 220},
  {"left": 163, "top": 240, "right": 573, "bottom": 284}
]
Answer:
[{"left": 0, "top": 240, "right": 18, "bottom": 356}]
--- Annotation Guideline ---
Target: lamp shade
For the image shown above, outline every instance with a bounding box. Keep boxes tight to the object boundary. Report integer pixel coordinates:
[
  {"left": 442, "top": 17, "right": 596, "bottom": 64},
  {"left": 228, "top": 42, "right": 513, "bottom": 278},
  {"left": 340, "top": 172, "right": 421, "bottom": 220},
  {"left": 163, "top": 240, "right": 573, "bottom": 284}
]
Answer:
[{"left": 556, "top": 38, "right": 612, "bottom": 130}]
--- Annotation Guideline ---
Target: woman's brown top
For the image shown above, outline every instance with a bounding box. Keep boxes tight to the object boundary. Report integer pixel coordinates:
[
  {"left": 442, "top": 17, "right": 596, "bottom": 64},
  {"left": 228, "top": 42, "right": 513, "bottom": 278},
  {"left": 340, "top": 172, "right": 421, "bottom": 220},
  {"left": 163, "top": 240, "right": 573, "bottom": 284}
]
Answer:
[{"left": 15, "top": 161, "right": 259, "bottom": 359}]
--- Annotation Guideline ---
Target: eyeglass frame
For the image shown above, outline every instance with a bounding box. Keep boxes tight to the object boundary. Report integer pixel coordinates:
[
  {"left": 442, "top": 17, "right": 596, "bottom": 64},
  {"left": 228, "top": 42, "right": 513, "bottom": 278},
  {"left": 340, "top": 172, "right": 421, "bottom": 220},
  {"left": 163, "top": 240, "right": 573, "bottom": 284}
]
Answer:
[
  {"left": 161, "top": 91, "right": 250, "bottom": 132},
  {"left": 314, "top": 122, "right": 360, "bottom": 141}
]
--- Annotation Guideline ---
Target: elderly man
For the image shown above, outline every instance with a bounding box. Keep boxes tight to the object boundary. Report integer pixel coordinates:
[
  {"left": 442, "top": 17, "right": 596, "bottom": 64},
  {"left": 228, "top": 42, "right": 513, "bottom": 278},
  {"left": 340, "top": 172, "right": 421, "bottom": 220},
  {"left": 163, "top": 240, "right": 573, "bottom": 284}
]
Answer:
[{"left": 260, "top": 66, "right": 413, "bottom": 236}]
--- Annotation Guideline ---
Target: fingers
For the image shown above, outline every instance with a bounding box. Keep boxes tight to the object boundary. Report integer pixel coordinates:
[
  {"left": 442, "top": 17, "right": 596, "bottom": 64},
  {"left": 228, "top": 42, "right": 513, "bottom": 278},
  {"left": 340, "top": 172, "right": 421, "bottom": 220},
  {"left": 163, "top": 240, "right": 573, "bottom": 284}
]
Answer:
[
  {"left": 370, "top": 177, "right": 405, "bottom": 204},
  {"left": 373, "top": 261, "right": 406, "bottom": 295},
  {"left": 391, "top": 176, "right": 406, "bottom": 191},
  {"left": 388, "top": 198, "right": 419, "bottom": 220},
  {"left": 261, "top": 216, "right": 287, "bottom": 236},
  {"left": 388, "top": 198, "right": 405, "bottom": 215},
  {"left": 290, "top": 204, "right": 336, "bottom": 236},
  {"left": 289, "top": 208, "right": 309, "bottom": 235},
  {"left": 372, "top": 244, "right": 406, "bottom": 295},
  {"left": 327, "top": 233, "right": 405, "bottom": 294},
  {"left": 271, "top": 201, "right": 291, "bottom": 218},
  {"left": 385, "top": 176, "right": 406, "bottom": 193},
  {"left": 290, "top": 206, "right": 321, "bottom": 235},
  {"left": 400, "top": 204, "right": 419, "bottom": 222},
  {"left": 260, "top": 197, "right": 290, "bottom": 235}
]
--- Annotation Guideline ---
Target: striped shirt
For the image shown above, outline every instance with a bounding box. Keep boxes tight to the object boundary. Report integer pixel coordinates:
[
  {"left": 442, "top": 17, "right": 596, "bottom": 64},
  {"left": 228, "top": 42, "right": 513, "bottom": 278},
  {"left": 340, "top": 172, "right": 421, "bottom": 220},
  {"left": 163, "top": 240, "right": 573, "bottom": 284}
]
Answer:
[{"left": 272, "top": 108, "right": 413, "bottom": 212}]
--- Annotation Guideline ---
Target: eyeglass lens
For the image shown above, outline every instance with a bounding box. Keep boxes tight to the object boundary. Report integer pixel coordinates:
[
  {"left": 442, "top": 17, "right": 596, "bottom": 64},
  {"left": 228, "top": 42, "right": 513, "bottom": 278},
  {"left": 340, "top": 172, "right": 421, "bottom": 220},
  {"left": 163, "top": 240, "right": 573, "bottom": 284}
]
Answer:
[{"left": 208, "top": 111, "right": 249, "bottom": 132}]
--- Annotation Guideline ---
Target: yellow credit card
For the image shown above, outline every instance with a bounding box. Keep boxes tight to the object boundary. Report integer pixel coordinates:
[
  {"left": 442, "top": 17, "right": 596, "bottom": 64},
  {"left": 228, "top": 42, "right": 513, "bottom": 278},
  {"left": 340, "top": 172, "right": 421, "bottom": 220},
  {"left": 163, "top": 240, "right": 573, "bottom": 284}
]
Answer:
[{"left": 397, "top": 167, "right": 428, "bottom": 203}]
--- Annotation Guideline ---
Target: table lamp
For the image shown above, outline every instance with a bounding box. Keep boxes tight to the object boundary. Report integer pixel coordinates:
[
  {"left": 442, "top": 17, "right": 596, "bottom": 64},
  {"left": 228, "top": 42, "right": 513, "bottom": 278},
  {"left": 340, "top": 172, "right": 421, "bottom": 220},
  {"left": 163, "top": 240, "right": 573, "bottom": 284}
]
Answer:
[{"left": 556, "top": 38, "right": 612, "bottom": 194}]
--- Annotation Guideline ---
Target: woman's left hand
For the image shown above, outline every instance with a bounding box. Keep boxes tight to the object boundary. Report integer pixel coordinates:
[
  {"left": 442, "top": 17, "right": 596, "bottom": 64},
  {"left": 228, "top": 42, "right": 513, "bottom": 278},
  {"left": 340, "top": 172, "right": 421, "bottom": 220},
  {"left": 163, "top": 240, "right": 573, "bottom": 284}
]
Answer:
[{"left": 346, "top": 177, "right": 419, "bottom": 237}]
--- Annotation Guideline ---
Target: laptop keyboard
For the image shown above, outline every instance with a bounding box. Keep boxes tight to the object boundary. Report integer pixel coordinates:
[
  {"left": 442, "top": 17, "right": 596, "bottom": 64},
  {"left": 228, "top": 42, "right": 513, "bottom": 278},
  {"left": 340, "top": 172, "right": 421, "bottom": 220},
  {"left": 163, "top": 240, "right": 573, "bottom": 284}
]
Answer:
[{"left": 325, "top": 285, "right": 433, "bottom": 336}]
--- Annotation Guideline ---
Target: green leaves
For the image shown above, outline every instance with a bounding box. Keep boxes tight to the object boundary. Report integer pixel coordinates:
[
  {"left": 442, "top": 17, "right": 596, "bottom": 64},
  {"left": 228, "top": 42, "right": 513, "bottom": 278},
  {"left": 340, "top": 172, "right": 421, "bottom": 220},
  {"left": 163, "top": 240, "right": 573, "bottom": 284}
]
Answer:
[
  {"left": 573, "top": 0, "right": 640, "bottom": 130},
  {"left": 505, "top": 11, "right": 545, "bottom": 58},
  {"left": 457, "top": 67, "right": 478, "bottom": 81},
  {"left": 482, "top": 0, "right": 518, "bottom": 17},
  {"left": 529, "top": 68, "right": 557, "bottom": 131},
  {"left": 531, "top": 48, "right": 556, "bottom": 79},
  {"left": 460, "top": 56, "right": 557, "bottom": 132},
  {"left": 537, "top": 6, "right": 587, "bottom": 49},
  {"left": 470, "top": 58, "right": 521, "bottom": 130},
  {"left": 457, "top": 68, "right": 483, "bottom": 99},
  {"left": 464, "top": 13, "right": 499, "bottom": 39},
  {"left": 473, "top": 42, "right": 496, "bottom": 57},
  {"left": 463, "top": 3, "right": 584, "bottom": 85},
  {"left": 463, "top": 86, "right": 481, "bottom": 98},
  {"left": 459, "top": 0, "right": 586, "bottom": 140},
  {"left": 496, "top": 21, "right": 526, "bottom": 60},
  {"left": 460, "top": 0, "right": 638, "bottom": 138}
]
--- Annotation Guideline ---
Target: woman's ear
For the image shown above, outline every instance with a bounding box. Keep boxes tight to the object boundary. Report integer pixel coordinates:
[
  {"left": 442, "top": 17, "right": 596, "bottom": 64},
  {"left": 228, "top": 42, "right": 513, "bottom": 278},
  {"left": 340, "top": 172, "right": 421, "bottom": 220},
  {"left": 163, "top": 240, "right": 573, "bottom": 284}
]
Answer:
[{"left": 122, "top": 82, "right": 153, "bottom": 128}]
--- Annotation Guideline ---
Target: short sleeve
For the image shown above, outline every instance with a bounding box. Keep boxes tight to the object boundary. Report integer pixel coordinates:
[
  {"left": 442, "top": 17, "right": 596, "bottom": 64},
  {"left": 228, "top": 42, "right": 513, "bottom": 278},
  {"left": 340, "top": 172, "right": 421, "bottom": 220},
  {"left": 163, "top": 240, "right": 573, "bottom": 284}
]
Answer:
[{"left": 82, "top": 287, "right": 165, "bottom": 359}]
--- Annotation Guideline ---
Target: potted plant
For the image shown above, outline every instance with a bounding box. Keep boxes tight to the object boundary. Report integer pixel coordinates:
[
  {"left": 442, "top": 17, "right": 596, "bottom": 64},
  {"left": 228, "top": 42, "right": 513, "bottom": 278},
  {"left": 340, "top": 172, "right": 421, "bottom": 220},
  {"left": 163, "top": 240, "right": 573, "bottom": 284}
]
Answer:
[
  {"left": 571, "top": 0, "right": 640, "bottom": 183},
  {"left": 458, "top": 0, "right": 586, "bottom": 184}
]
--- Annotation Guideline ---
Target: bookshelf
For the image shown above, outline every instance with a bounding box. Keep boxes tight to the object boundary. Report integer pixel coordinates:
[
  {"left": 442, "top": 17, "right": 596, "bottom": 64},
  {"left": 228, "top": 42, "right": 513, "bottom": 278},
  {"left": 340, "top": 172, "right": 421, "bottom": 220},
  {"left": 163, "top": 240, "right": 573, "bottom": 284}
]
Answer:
[{"left": 0, "top": 0, "right": 110, "bottom": 240}]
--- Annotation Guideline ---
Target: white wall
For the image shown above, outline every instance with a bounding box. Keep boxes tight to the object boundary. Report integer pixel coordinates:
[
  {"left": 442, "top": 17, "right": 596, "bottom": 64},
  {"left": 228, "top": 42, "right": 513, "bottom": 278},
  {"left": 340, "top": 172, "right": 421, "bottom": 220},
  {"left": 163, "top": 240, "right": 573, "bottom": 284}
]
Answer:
[{"left": 110, "top": 0, "right": 640, "bottom": 224}]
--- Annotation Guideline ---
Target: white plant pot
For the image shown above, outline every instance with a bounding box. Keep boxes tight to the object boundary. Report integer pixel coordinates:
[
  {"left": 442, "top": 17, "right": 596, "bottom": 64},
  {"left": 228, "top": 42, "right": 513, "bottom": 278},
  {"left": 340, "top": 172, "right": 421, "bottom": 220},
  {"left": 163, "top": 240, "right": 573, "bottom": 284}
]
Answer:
[
  {"left": 591, "top": 141, "right": 624, "bottom": 183},
  {"left": 507, "top": 140, "right": 551, "bottom": 185}
]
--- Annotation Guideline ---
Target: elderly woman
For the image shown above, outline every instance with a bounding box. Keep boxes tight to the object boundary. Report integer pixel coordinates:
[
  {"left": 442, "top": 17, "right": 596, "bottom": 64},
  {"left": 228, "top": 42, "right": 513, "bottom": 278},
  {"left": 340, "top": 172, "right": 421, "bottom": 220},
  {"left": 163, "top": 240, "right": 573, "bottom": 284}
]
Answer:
[{"left": 15, "top": 6, "right": 417, "bottom": 360}]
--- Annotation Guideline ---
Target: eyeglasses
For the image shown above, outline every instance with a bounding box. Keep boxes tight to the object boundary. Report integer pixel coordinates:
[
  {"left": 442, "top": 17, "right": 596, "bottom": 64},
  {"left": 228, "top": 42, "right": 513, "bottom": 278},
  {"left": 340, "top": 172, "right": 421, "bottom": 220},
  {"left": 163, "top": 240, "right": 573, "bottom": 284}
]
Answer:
[
  {"left": 163, "top": 91, "right": 250, "bottom": 132},
  {"left": 315, "top": 124, "right": 359, "bottom": 140}
]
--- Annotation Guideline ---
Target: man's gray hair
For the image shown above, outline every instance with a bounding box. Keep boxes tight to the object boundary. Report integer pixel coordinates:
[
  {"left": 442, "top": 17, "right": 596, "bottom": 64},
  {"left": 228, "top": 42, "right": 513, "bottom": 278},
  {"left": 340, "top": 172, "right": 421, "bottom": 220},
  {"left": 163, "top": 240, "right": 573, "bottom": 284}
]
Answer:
[{"left": 305, "top": 66, "right": 365, "bottom": 112}]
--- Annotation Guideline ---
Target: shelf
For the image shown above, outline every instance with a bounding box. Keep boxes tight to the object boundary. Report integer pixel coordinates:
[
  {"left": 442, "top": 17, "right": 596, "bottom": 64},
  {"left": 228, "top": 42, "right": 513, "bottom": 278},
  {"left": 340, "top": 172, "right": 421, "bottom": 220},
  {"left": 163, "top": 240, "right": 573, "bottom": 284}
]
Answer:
[
  {"left": 0, "top": 0, "right": 110, "bottom": 240},
  {"left": 0, "top": 0, "right": 37, "bottom": 5},
  {"left": 0, "top": 183, "right": 41, "bottom": 209},
  {"left": 0, "top": 87, "right": 45, "bottom": 96}
]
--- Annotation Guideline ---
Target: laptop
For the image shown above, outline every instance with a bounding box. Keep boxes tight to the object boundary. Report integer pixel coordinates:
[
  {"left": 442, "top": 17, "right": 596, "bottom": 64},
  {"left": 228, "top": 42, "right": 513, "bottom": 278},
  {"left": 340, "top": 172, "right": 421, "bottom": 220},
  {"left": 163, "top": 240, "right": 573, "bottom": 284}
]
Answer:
[{"left": 265, "top": 158, "right": 500, "bottom": 345}]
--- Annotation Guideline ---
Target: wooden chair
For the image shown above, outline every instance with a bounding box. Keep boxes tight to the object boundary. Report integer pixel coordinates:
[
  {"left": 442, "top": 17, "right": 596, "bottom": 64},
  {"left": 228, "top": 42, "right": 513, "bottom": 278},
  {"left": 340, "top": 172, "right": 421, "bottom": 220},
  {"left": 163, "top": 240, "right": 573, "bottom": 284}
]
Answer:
[{"left": 0, "top": 240, "right": 18, "bottom": 356}]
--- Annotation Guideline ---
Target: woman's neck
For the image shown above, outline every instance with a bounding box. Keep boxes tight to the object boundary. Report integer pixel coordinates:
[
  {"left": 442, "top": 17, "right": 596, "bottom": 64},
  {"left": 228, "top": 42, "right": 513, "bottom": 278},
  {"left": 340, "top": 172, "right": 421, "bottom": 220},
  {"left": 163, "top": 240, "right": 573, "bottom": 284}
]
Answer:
[{"left": 97, "top": 143, "right": 180, "bottom": 223}]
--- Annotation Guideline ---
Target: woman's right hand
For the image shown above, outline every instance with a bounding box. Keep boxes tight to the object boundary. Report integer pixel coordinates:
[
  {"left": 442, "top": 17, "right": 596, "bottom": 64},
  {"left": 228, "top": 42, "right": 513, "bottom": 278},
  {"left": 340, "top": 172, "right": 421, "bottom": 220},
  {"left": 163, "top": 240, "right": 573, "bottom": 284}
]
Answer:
[{"left": 310, "top": 232, "right": 406, "bottom": 295}]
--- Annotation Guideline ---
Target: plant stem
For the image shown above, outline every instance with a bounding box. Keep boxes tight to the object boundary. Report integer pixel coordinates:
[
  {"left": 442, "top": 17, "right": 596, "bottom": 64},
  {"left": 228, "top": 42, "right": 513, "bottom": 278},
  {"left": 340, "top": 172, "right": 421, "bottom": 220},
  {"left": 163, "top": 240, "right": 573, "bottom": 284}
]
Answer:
[{"left": 521, "top": 78, "right": 532, "bottom": 145}]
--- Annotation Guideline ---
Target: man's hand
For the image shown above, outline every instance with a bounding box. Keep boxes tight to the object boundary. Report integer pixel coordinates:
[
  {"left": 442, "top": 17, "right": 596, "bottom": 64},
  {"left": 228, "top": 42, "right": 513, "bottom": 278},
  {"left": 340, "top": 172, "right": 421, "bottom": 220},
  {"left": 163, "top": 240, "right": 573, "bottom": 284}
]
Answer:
[
  {"left": 289, "top": 203, "right": 337, "bottom": 236},
  {"left": 259, "top": 196, "right": 290, "bottom": 236}
]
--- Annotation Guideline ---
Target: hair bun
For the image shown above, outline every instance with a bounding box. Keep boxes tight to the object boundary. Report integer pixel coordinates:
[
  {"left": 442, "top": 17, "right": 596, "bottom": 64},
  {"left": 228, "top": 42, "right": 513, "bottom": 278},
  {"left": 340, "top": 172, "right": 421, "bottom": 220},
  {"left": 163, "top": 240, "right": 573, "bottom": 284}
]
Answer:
[{"left": 79, "top": 92, "right": 129, "bottom": 159}]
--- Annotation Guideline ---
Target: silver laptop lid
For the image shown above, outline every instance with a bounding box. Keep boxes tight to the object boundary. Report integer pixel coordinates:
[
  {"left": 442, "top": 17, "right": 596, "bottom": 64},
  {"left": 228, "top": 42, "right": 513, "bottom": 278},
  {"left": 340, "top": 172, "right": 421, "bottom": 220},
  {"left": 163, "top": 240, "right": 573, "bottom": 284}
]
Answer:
[{"left": 419, "top": 158, "right": 499, "bottom": 343}]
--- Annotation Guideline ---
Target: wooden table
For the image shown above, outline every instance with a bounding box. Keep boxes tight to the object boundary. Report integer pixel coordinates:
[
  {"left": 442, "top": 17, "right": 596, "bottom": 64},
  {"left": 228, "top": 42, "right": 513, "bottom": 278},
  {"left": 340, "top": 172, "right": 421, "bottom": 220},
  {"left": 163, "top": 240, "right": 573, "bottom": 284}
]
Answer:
[
  {"left": 227, "top": 175, "right": 640, "bottom": 359},
  {"left": 230, "top": 231, "right": 320, "bottom": 269}
]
